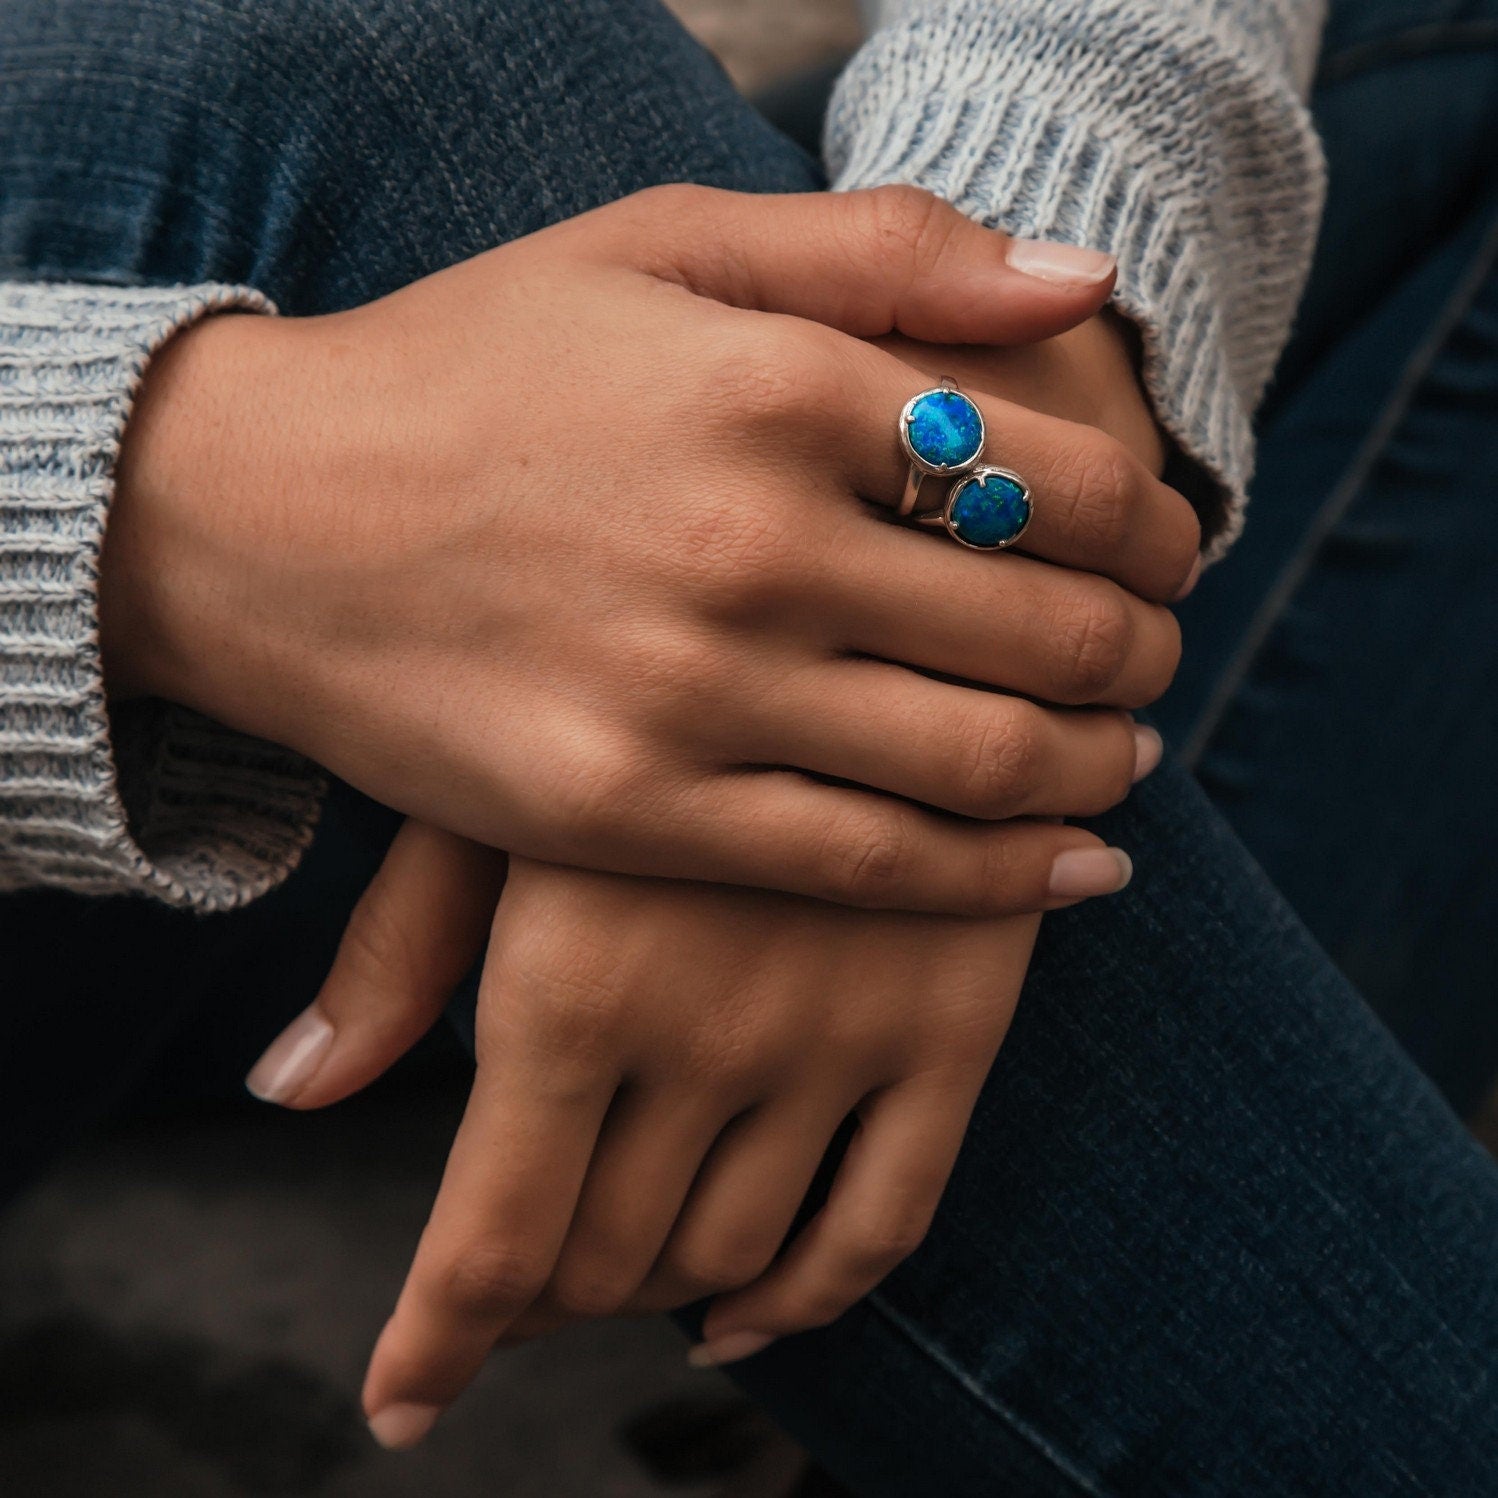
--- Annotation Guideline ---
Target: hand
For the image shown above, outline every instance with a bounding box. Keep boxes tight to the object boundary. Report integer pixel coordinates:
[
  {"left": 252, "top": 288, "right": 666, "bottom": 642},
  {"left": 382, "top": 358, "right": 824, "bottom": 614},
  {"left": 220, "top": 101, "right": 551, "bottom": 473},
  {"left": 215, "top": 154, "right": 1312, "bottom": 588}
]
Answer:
[
  {"left": 102, "top": 184, "right": 1197, "bottom": 917},
  {"left": 877, "top": 310, "right": 1170, "bottom": 479},
  {"left": 244, "top": 824, "right": 1053, "bottom": 1449}
]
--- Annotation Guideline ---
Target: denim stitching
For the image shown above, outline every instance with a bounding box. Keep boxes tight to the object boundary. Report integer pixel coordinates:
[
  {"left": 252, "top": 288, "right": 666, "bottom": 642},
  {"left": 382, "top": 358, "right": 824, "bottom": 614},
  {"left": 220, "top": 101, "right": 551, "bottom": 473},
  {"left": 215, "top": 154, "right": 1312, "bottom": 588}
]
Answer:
[
  {"left": 1181, "top": 210, "right": 1498, "bottom": 768},
  {"left": 1318, "top": 19, "right": 1498, "bottom": 86},
  {"left": 863, "top": 1289, "right": 1113, "bottom": 1497}
]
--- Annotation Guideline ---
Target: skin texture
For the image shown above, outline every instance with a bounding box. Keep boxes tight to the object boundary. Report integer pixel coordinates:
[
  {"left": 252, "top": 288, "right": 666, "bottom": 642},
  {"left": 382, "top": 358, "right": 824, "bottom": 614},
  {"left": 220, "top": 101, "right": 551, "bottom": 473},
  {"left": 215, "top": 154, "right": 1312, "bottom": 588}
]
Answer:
[
  {"left": 233, "top": 253, "right": 1183, "bottom": 1443},
  {"left": 103, "top": 186, "right": 1198, "bottom": 919}
]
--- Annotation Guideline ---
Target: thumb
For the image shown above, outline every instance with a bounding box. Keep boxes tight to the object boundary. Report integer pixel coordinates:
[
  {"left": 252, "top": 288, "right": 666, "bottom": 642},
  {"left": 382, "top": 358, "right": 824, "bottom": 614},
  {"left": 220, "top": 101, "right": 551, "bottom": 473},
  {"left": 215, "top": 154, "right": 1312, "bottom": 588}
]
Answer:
[
  {"left": 245, "top": 821, "right": 506, "bottom": 1110},
  {"left": 629, "top": 183, "right": 1116, "bottom": 346}
]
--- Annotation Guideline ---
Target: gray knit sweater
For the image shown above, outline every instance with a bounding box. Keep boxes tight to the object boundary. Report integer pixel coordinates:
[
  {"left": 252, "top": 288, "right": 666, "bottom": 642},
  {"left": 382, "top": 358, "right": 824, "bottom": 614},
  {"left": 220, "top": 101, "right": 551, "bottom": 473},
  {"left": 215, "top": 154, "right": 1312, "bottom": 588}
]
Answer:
[{"left": 0, "top": 0, "right": 1327, "bottom": 911}]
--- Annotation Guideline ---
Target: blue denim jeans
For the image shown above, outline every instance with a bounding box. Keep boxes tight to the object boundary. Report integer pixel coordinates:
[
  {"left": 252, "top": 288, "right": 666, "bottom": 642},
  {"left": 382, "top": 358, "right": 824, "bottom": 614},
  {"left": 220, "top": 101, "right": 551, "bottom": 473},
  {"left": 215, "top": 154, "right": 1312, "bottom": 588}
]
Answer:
[{"left": 2, "top": 1, "right": 1497, "bottom": 1493}]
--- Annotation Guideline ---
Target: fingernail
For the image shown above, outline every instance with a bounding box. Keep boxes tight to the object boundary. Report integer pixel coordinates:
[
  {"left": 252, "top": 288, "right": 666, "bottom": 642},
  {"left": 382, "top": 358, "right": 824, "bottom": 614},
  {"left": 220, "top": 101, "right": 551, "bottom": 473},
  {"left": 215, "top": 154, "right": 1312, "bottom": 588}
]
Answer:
[
  {"left": 1132, "top": 724, "right": 1164, "bottom": 783},
  {"left": 245, "top": 1005, "right": 334, "bottom": 1105},
  {"left": 1005, "top": 238, "right": 1116, "bottom": 287},
  {"left": 1048, "top": 847, "right": 1133, "bottom": 900},
  {"left": 1174, "top": 553, "right": 1203, "bottom": 602},
  {"left": 367, "top": 1402, "right": 441, "bottom": 1451},
  {"left": 687, "top": 1331, "right": 776, "bottom": 1369}
]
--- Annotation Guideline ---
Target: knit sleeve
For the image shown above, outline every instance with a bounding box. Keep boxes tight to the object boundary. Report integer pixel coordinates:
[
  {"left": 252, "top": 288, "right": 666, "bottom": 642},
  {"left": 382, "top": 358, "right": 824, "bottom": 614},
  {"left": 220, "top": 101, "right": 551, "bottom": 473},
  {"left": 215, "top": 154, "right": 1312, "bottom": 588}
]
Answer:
[
  {"left": 831, "top": 0, "right": 1330, "bottom": 554},
  {"left": 0, "top": 282, "right": 324, "bottom": 911}
]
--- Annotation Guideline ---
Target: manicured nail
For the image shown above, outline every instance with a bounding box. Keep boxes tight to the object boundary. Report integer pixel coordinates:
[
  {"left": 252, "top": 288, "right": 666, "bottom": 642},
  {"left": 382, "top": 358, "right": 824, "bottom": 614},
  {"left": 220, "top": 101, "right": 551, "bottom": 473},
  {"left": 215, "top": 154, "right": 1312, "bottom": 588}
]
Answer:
[
  {"left": 1174, "top": 553, "right": 1203, "bottom": 602},
  {"left": 1005, "top": 238, "right": 1116, "bottom": 287},
  {"left": 245, "top": 1005, "right": 334, "bottom": 1105},
  {"left": 1048, "top": 847, "right": 1133, "bottom": 900},
  {"left": 1132, "top": 724, "right": 1164, "bottom": 783},
  {"left": 687, "top": 1331, "right": 776, "bottom": 1369},
  {"left": 367, "top": 1402, "right": 441, "bottom": 1451}
]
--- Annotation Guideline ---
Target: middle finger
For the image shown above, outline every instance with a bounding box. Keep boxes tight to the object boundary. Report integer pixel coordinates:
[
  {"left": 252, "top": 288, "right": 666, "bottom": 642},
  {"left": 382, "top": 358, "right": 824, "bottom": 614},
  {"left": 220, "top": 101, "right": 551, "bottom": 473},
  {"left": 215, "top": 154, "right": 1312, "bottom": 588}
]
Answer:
[{"left": 822, "top": 336, "right": 1202, "bottom": 602}]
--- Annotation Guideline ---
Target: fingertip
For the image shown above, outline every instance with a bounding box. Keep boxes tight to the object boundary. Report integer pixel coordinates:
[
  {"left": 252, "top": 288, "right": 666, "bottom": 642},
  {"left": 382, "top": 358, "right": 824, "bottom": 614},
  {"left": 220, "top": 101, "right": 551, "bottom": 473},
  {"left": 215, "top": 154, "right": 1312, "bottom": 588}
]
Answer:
[
  {"left": 1174, "top": 552, "right": 1204, "bottom": 602},
  {"left": 1047, "top": 845, "right": 1133, "bottom": 902},
  {"left": 245, "top": 1004, "right": 335, "bottom": 1107},
  {"left": 367, "top": 1402, "right": 442, "bottom": 1452},
  {"left": 1003, "top": 238, "right": 1117, "bottom": 290}
]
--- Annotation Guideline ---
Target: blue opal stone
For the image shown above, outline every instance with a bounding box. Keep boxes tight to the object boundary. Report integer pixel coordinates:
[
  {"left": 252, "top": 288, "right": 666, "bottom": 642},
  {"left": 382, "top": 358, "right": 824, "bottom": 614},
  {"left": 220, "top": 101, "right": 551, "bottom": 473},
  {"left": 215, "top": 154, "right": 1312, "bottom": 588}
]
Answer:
[
  {"left": 949, "top": 472, "right": 1031, "bottom": 548},
  {"left": 905, "top": 389, "right": 983, "bottom": 470}
]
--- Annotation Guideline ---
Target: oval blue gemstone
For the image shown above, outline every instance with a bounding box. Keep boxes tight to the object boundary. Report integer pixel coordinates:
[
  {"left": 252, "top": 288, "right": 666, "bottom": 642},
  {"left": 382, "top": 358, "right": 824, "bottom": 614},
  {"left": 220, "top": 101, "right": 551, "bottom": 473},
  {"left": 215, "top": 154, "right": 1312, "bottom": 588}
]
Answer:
[
  {"left": 906, "top": 390, "right": 983, "bottom": 470},
  {"left": 949, "top": 472, "right": 1031, "bottom": 549}
]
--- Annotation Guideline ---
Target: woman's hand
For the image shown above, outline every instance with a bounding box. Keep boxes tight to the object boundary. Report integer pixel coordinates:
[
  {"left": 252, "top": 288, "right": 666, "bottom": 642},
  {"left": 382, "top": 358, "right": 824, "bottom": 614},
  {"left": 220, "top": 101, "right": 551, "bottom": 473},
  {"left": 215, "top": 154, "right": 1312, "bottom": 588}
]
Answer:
[
  {"left": 102, "top": 184, "right": 1196, "bottom": 916},
  {"left": 245, "top": 825, "right": 1065, "bottom": 1449}
]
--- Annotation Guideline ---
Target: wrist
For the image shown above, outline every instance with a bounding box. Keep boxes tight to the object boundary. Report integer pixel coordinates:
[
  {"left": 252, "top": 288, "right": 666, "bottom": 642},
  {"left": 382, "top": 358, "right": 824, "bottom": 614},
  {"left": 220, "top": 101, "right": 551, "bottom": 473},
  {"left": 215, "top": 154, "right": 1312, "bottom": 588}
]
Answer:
[{"left": 101, "top": 311, "right": 300, "bottom": 730}]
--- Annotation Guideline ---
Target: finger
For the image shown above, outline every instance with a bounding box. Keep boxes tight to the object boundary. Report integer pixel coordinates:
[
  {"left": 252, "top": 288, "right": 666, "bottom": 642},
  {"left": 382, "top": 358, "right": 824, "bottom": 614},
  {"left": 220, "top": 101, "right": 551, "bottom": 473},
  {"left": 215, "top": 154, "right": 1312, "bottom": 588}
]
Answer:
[
  {"left": 663, "top": 773, "right": 1135, "bottom": 917},
  {"left": 691, "top": 1075, "right": 975, "bottom": 1362},
  {"left": 740, "top": 661, "right": 1154, "bottom": 821},
  {"left": 538, "top": 1084, "right": 739, "bottom": 1322},
  {"left": 827, "top": 339, "right": 1202, "bottom": 602},
  {"left": 245, "top": 821, "right": 506, "bottom": 1110},
  {"left": 361, "top": 1033, "right": 617, "bottom": 1444},
  {"left": 616, "top": 184, "right": 1117, "bottom": 346},
  {"left": 632, "top": 1095, "right": 854, "bottom": 1315},
  {"left": 826, "top": 534, "right": 1184, "bottom": 710}
]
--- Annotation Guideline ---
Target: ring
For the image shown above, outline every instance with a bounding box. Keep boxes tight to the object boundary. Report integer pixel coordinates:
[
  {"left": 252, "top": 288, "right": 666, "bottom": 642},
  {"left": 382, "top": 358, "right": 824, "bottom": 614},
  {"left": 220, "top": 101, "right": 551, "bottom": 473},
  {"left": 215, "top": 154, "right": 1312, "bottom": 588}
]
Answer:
[
  {"left": 898, "top": 378, "right": 985, "bottom": 517},
  {"left": 913, "top": 466, "right": 1033, "bottom": 551}
]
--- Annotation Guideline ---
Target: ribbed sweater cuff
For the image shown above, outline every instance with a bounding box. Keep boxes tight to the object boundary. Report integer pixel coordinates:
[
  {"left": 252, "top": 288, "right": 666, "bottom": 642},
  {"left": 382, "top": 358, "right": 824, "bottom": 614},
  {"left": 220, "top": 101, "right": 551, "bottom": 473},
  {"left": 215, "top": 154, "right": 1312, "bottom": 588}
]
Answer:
[
  {"left": 833, "top": 99, "right": 1250, "bottom": 554},
  {"left": 0, "top": 283, "right": 324, "bottom": 911},
  {"left": 830, "top": 0, "right": 1331, "bottom": 561}
]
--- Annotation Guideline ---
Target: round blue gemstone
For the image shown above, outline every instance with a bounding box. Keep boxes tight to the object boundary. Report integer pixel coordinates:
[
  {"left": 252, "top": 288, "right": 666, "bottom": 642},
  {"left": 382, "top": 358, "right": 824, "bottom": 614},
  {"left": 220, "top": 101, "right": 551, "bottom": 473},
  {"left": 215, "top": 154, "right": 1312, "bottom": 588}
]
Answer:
[
  {"left": 906, "top": 390, "right": 983, "bottom": 470},
  {"left": 949, "top": 472, "right": 1031, "bottom": 548}
]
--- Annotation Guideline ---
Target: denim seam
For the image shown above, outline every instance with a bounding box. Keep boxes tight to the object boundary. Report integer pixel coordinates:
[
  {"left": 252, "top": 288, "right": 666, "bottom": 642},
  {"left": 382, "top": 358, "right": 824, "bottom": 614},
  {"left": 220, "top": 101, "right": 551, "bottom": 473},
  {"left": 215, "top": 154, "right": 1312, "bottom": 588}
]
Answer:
[
  {"left": 0, "top": 65, "right": 348, "bottom": 253},
  {"left": 1317, "top": 20, "right": 1498, "bottom": 86},
  {"left": 864, "top": 1289, "right": 1112, "bottom": 1497},
  {"left": 1181, "top": 208, "right": 1498, "bottom": 769}
]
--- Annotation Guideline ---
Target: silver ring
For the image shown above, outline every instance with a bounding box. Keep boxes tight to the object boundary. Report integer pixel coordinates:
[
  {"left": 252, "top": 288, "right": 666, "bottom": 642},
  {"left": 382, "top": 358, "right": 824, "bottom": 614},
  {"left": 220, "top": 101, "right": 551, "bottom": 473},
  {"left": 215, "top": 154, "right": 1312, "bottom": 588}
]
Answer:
[
  {"left": 898, "top": 377, "right": 985, "bottom": 517},
  {"left": 913, "top": 465, "right": 1034, "bottom": 550}
]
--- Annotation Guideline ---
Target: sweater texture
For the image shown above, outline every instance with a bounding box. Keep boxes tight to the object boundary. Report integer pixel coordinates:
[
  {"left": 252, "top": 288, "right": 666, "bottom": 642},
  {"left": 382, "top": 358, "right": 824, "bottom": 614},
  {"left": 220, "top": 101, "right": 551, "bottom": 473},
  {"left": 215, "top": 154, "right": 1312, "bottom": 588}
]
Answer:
[
  {"left": 0, "top": 284, "right": 323, "bottom": 910},
  {"left": 0, "top": 1, "right": 1329, "bottom": 910}
]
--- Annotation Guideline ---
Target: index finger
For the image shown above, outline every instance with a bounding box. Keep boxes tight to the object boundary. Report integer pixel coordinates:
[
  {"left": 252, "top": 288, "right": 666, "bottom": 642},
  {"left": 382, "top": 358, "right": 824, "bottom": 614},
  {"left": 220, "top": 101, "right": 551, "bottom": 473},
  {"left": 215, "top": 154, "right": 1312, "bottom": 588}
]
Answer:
[
  {"left": 824, "top": 337, "right": 1203, "bottom": 603},
  {"left": 361, "top": 1031, "right": 617, "bottom": 1446}
]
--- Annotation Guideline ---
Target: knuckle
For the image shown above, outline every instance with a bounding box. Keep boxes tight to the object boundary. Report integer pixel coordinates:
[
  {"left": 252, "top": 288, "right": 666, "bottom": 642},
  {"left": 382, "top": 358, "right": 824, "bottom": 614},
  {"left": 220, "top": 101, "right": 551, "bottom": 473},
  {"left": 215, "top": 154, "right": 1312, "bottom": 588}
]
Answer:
[
  {"left": 788, "top": 1284, "right": 859, "bottom": 1331},
  {"left": 547, "top": 739, "right": 663, "bottom": 851},
  {"left": 1052, "top": 439, "right": 1135, "bottom": 557},
  {"left": 862, "top": 184, "right": 950, "bottom": 265},
  {"left": 816, "top": 813, "right": 914, "bottom": 906},
  {"left": 548, "top": 1266, "right": 631, "bottom": 1320},
  {"left": 335, "top": 890, "right": 421, "bottom": 989},
  {"left": 634, "top": 181, "right": 713, "bottom": 218},
  {"left": 972, "top": 830, "right": 1028, "bottom": 913},
  {"left": 842, "top": 1221, "right": 924, "bottom": 1279},
  {"left": 668, "top": 1238, "right": 776, "bottom": 1296},
  {"left": 709, "top": 325, "right": 841, "bottom": 437},
  {"left": 678, "top": 498, "right": 812, "bottom": 625},
  {"left": 436, "top": 1243, "right": 548, "bottom": 1322},
  {"left": 523, "top": 967, "right": 627, "bottom": 1058},
  {"left": 1052, "top": 584, "right": 1134, "bottom": 702},
  {"left": 1128, "top": 607, "right": 1183, "bottom": 708},
  {"left": 954, "top": 704, "right": 1043, "bottom": 817},
  {"left": 1100, "top": 714, "right": 1143, "bottom": 808}
]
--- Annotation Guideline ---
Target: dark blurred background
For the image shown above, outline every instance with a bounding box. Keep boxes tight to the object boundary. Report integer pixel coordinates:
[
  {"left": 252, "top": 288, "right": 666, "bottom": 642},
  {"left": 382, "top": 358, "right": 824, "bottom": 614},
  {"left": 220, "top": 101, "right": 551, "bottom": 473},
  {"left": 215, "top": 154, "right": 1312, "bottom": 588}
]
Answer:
[{"left": 3, "top": 3, "right": 1495, "bottom": 1495}]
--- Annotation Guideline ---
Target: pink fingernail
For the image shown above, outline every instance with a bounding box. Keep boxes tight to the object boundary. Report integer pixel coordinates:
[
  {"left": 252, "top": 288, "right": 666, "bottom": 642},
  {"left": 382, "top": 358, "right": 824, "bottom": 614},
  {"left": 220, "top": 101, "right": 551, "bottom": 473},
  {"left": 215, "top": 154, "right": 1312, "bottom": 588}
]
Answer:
[
  {"left": 1132, "top": 725, "right": 1164, "bottom": 783},
  {"left": 1048, "top": 847, "right": 1133, "bottom": 900},
  {"left": 1005, "top": 238, "right": 1116, "bottom": 287},
  {"left": 245, "top": 1005, "right": 334, "bottom": 1105},
  {"left": 367, "top": 1402, "right": 441, "bottom": 1451},
  {"left": 1174, "top": 554, "right": 1203, "bottom": 602},
  {"left": 686, "top": 1331, "right": 776, "bottom": 1369}
]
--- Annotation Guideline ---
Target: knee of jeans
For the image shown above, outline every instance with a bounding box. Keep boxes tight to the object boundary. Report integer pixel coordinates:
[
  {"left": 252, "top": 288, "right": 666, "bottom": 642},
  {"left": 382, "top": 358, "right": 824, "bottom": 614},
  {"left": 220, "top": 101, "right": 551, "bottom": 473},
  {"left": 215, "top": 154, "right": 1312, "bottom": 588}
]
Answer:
[{"left": 1, "top": 0, "right": 498, "bottom": 298}]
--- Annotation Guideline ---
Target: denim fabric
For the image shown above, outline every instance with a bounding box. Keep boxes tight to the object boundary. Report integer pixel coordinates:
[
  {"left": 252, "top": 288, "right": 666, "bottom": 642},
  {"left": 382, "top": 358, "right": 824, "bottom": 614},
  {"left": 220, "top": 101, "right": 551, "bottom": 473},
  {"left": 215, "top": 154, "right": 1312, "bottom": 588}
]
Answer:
[{"left": 1, "top": 1, "right": 1496, "bottom": 1494}]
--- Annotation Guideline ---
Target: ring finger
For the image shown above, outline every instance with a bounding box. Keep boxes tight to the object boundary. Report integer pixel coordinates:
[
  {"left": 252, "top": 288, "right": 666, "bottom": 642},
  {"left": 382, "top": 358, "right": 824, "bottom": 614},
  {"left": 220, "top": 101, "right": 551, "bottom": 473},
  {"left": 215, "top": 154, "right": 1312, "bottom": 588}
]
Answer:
[
  {"left": 740, "top": 660, "right": 1152, "bottom": 821},
  {"left": 631, "top": 1092, "right": 855, "bottom": 1315}
]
